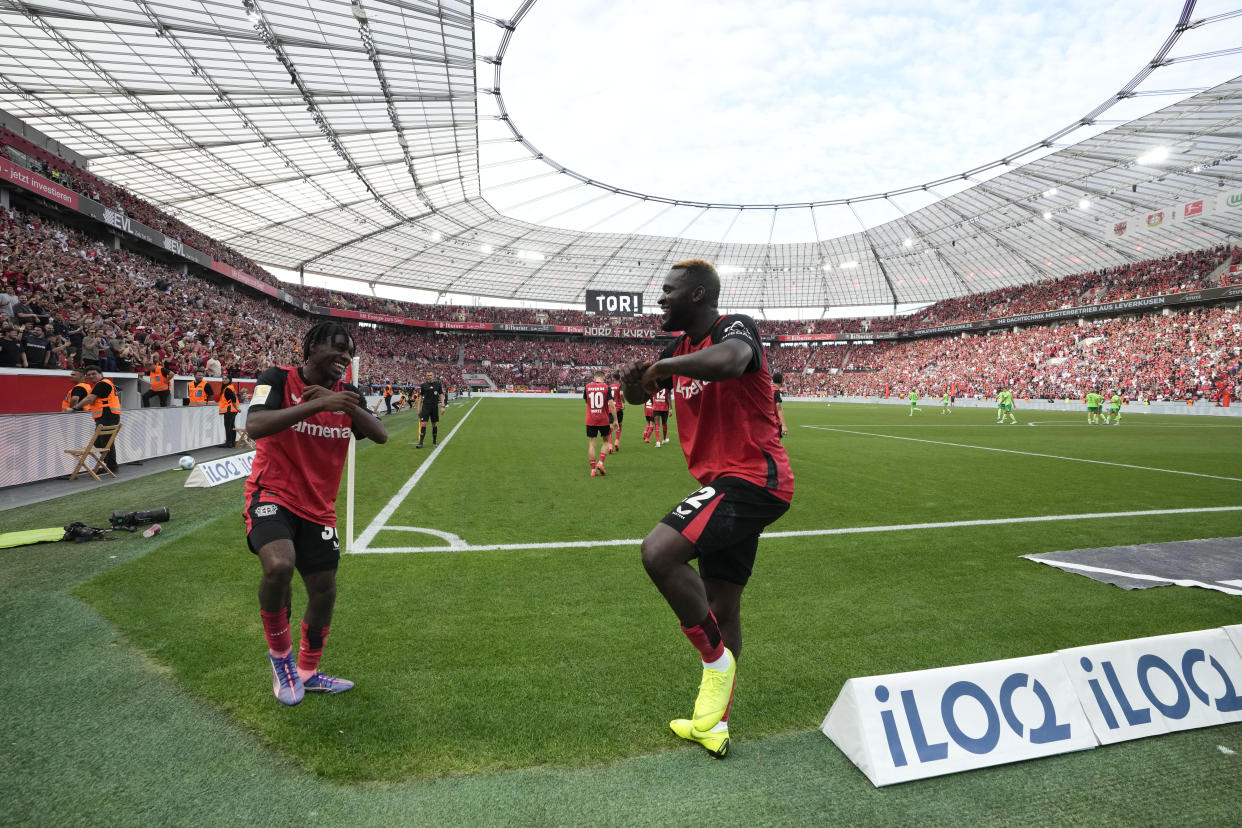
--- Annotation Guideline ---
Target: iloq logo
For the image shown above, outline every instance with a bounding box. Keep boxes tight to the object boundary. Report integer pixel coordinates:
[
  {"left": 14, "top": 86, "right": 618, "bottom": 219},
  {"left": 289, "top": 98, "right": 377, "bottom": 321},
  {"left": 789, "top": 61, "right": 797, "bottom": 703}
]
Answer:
[
  {"left": 822, "top": 652, "right": 1094, "bottom": 785},
  {"left": 1062, "top": 629, "right": 1242, "bottom": 745}
]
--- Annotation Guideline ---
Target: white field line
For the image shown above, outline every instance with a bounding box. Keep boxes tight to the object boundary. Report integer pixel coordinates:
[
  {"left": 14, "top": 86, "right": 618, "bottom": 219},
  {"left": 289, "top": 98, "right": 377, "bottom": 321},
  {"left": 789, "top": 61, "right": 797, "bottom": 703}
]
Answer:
[
  {"left": 352, "top": 398, "right": 481, "bottom": 553},
  {"left": 1025, "top": 559, "right": 1242, "bottom": 597},
  {"left": 804, "top": 425, "right": 1242, "bottom": 482},
  {"left": 351, "top": 504, "right": 1242, "bottom": 555}
]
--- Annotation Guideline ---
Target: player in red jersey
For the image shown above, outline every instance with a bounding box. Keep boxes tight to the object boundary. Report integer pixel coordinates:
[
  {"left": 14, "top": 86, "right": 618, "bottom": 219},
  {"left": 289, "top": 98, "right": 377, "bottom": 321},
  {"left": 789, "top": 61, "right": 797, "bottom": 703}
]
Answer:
[
  {"left": 642, "top": 397, "right": 656, "bottom": 443},
  {"left": 609, "top": 370, "right": 624, "bottom": 452},
  {"left": 243, "top": 321, "right": 388, "bottom": 706},
  {"left": 584, "top": 368, "right": 614, "bottom": 476},
  {"left": 650, "top": 386, "right": 671, "bottom": 446},
  {"left": 622, "top": 259, "right": 794, "bottom": 759}
]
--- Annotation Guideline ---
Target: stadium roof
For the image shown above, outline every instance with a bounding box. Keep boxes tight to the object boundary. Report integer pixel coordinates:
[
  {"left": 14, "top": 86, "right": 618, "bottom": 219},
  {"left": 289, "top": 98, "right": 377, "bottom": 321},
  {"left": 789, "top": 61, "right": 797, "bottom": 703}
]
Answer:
[{"left": 1, "top": 0, "right": 1241, "bottom": 309}]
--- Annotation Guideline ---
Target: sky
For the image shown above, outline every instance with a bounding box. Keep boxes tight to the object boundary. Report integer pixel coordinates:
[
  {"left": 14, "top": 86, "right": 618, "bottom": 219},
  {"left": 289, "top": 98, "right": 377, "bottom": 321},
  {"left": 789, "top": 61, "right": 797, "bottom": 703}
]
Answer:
[{"left": 276, "top": 0, "right": 1242, "bottom": 317}]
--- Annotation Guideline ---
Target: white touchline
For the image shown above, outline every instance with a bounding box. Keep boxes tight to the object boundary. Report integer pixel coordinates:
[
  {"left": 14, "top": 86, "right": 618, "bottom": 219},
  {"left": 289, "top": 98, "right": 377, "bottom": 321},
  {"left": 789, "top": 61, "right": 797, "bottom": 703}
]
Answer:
[
  {"left": 351, "top": 398, "right": 481, "bottom": 553},
  {"left": 351, "top": 504, "right": 1242, "bottom": 554},
  {"left": 805, "top": 425, "right": 1242, "bottom": 482},
  {"left": 1027, "top": 559, "right": 1242, "bottom": 597}
]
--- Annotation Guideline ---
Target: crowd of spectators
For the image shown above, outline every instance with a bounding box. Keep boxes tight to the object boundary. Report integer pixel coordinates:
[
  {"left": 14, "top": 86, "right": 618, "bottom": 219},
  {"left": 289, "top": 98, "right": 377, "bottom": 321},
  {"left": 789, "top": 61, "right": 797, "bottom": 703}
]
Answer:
[
  {"left": 898, "top": 246, "right": 1238, "bottom": 331},
  {"left": 1, "top": 127, "right": 282, "bottom": 289},
  {"left": 775, "top": 305, "right": 1242, "bottom": 404},
  {"left": 1, "top": 207, "right": 302, "bottom": 377},
  {"left": 2, "top": 197, "right": 1238, "bottom": 405}
]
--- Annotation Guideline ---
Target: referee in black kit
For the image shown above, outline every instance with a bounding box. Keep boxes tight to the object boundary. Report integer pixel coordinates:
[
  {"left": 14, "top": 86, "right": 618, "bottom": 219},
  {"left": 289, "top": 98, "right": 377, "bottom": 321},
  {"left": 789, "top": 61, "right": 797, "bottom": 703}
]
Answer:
[{"left": 415, "top": 370, "right": 445, "bottom": 448}]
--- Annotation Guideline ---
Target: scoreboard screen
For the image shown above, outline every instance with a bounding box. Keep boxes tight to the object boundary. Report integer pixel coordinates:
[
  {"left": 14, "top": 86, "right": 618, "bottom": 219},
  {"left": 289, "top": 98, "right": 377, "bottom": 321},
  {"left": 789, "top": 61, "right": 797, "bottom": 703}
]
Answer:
[{"left": 585, "top": 290, "right": 643, "bottom": 315}]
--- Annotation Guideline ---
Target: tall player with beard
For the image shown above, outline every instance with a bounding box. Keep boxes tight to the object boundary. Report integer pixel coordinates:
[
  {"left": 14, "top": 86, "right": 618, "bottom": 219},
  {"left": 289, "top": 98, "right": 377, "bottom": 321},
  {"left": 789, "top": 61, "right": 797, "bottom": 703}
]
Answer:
[
  {"left": 243, "top": 322, "right": 388, "bottom": 706},
  {"left": 622, "top": 260, "right": 794, "bottom": 759}
]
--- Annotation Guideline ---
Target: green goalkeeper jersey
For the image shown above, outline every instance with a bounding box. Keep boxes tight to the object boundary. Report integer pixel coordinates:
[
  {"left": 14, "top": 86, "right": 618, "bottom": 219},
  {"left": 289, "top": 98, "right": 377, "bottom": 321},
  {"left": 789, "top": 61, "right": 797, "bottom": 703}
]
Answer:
[
  {"left": 1110, "top": 393, "right": 1123, "bottom": 408},
  {"left": 1086, "top": 392, "right": 1101, "bottom": 407}
]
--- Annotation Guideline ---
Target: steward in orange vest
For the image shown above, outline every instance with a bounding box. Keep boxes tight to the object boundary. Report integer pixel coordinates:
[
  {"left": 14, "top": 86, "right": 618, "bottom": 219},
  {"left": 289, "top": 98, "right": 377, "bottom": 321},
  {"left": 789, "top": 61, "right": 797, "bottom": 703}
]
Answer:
[
  {"left": 72, "top": 366, "right": 121, "bottom": 472},
  {"left": 142, "top": 362, "right": 172, "bottom": 408},
  {"left": 62, "top": 368, "right": 92, "bottom": 412},
  {"left": 219, "top": 374, "right": 239, "bottom": 448},
  {"left": 187, "top": 371, "right": 211, "bottom": 406},
  {"left": 383, "top": 380, "right": 394, "bottom": 414}
]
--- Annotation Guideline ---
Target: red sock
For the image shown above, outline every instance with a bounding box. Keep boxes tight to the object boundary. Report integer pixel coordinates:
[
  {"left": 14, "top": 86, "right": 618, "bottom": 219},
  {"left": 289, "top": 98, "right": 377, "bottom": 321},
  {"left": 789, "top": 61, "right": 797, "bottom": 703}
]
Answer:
[
  {"left": 297, "top": 621, "right": 330, "bottom": 679},
  {"left": 261, "top": 607, "right": 291, "bottom": 657},
  {"left": 681, "top": 612, "right": 725, "bottom": 663},
  {"left": 644, "top": 424, "right": 652, "bottom": 440}
]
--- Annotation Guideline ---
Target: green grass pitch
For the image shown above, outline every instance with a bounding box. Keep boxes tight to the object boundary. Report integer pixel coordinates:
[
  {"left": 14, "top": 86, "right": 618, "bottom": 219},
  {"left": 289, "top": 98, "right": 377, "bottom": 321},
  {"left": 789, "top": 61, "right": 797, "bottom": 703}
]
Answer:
[{"left": 3, "top": 398, "right": 1241, "bottom": 824}]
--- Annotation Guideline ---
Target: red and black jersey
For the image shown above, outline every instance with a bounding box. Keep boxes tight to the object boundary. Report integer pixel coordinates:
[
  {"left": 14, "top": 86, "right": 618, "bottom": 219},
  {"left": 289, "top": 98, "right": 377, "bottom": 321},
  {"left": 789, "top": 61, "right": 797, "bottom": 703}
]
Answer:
[
  {"left": 584, "top": 380, "right": 612, "bottom": 426},
  {"left": 244, "top": 366, "right": 365, "bottom": 527},
  {"left": 609, "top": 382, "right": 623, "bottom": 411},
  {"left": 651, "top": 387, "right": 670, "bottom": 412},
  {"left": 657, "top": 314, "right": 794, "bottom": 502},
  {"left": 644, "top": 398, "right": 655, "bottom": 417}
]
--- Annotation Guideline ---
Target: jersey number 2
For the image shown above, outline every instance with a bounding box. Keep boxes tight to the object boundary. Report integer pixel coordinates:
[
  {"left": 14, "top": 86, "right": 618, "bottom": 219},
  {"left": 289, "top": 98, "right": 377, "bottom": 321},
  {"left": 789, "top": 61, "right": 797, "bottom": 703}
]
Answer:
[{"left": 674, "top": 486, "right": 717, "bottom": 517}]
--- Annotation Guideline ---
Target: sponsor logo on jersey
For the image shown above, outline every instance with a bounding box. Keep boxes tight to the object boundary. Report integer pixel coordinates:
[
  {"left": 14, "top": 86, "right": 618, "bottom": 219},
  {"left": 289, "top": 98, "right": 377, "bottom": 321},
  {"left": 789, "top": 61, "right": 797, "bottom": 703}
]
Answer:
[
  {"left": 293, "top": 421, "right": 352, "bottom": 440},
  {"left": 676, "top": 378, "right": 712, "bottom": 400}
]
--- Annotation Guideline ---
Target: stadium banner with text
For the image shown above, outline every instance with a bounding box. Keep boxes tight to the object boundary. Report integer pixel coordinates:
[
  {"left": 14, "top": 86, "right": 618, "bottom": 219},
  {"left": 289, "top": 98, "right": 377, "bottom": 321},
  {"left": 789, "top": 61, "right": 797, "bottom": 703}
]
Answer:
[
  {"left": 0, "top": 157, "right": 79, "bottom": 209},
  {"left": 777, "top": 331, "right": 899, "bottom": 342},
  {"left": 825, "top": 625, "right": 1242, "bottom": 786},
  {"left": 1057, "top": 628, "right": 1242, "bottom": 746},
  {"left": 184, "top": 450, "right": 257, "bottom": 488},
  {"left": 585, "top": 289, "right": 644, "bottom": 316},
  {"left": 1106, "top": 190, "right": 1242, "bottom": 239},
  {"left": 822, "top": 652, "right": 1095, "bottom": 787}
]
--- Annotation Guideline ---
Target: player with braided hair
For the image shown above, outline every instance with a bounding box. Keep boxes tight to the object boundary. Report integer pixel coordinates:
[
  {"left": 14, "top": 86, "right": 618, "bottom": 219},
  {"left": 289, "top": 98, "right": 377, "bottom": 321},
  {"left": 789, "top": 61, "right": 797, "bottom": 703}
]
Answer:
[{"left": 242, "top": 321, "right": 387, "bottom": 706}]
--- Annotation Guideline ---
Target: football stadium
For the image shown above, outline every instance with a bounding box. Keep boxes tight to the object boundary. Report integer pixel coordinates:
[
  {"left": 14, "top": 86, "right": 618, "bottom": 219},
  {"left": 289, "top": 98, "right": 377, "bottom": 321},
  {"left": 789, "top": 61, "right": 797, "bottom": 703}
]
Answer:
[{"left": 1, "top": 1, "right": 1241, "bottom": 824}]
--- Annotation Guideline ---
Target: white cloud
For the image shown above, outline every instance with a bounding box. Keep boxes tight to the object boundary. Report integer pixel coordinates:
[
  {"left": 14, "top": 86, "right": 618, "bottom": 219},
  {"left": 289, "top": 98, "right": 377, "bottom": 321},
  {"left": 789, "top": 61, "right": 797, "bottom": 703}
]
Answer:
[{"left": 476, "top": 0, "right": 1238, "bottom": 242}]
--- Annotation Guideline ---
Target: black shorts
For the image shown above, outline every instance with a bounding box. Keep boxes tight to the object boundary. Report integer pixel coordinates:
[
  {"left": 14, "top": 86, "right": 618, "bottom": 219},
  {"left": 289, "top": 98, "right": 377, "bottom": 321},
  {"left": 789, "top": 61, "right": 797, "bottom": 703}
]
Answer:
[
  {"left": 420, "top": 403, "right": 439, "bottom": 422},
  {"left": 660, "top": 476, "right": 790, "bottom": 587},
  {"left": 653, "top": 410, "right": 668, "bottom": 422},
  {"left": 245, "top": 501, "right": 341, "bottom": 575},
  {"left": 615, "top": 409, "right": 624, "bottom": 424},
  {"left": 586, "top": 424, "right": 612, "bottom": 438},
  {"left": 645, "top": 415, "right": 654, "bottom": 423}
]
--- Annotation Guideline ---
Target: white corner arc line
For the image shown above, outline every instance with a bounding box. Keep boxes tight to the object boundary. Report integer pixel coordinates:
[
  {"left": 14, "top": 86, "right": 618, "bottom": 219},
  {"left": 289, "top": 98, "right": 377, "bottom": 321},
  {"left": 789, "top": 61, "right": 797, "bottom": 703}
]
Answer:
[
  {"left": 805, "top": 425, "right": 1242, "bottom": 482},
  {"left": 352, "top": 505, "right": 1242, "bottom": 555},
  {"left": 351, "top": 398, "right": 482, "bottom": 553},
  {"left": 1027, "top": 559, "right": 1242, "bottom": 596}
]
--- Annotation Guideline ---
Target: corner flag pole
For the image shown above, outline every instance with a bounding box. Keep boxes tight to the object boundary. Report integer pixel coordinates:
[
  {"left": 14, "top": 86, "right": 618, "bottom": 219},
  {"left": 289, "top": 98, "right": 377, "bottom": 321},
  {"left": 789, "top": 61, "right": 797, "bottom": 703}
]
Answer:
[{"left": 346, "top": 355, "right": 359, "bottom": 554}]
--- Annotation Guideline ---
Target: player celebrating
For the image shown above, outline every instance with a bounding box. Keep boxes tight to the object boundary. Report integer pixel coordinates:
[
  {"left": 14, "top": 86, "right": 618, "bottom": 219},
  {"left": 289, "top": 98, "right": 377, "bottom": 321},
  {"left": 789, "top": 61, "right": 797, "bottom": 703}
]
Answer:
[
  {"left": 622, "top": 259, "right": 794, "bottom": 759},
  {"left": 609, "top": 370, "right": 625, "bottom": 452},
  {"left": 243, "top": 321, "right": 388, "bottom": 706},
  {"left": 772, "top": 372, "right": 789, "bottom": 438},
  {"left": 651, "top": 386, "right": 671, "bottom": 445},
  {"left": 642, "top": 397, "right": 656, "bottom": 443},
  {"left": 584, "top": 369, "right": 614, "bottom": 476},
  {"left": 416, "top": 370, "right": 445, "bottom": 448}
]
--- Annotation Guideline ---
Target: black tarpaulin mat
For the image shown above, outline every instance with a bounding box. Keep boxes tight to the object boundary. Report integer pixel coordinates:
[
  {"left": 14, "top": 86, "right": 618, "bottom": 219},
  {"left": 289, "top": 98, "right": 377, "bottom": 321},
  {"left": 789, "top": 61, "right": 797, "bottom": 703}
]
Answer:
[{"left": 1023, "top": 537, "right": 1242, "bottom": 596}]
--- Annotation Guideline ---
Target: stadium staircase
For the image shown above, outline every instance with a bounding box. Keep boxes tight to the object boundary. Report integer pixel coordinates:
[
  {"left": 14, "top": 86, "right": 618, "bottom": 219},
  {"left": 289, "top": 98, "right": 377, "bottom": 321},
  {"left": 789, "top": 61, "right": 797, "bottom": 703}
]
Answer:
[{"left": 463, "top": 372, "right": 496, "bottom": 391}]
